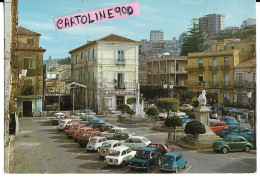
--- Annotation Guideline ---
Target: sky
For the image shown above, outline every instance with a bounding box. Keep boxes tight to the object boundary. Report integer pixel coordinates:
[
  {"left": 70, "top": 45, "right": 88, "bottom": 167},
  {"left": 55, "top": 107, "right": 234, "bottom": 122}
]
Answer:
[{"left": 17, "top": 0, "right": 256, "bottom": 59}]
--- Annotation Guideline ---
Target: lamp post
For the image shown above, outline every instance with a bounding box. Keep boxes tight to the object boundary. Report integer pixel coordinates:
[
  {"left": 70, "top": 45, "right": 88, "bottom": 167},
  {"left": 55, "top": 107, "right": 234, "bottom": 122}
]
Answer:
[
  {"left": 247, "top": 90, "right": 256, "bottom": 149},
  {"left": 163, "top": 84, "right": 174, "bottom": 98}
]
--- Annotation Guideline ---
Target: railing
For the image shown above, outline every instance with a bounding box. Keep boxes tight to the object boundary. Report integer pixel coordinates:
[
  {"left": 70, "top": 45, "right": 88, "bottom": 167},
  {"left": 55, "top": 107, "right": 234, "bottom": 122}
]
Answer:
[
  {"left": 220, "top": 65, "right": 231, "bottom": 70},
  {"left": 235, "top": 81, "right": 256, "bottom": 88},
  {"left": 208, "top": 65, "right": 219, "bottom": 71},
  {"left": 185, "top": 66, "right": 205, "bottom": 72},
  {"left": 208, "top": 81, "right": 219, "bottom": 87},
  {"left": 220, "top": 81, "right": 231, "bottom": 87}
]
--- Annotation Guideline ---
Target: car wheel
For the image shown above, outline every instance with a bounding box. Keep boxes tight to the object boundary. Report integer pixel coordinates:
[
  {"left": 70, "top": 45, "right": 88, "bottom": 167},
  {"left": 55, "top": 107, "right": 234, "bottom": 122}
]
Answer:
[
  {"left": 184, "top": 161, "right": 187, "bottom": 169},
  {"left": 146, "top": 165, "right": 150, "bottom": 172},
  {"left": 130, "top": 167, "right": 135, "bottom": 171},
  {"left": 244, "top": 146, "right": 251, "bottom": 152},
  {"left": 121, "top": 161, "right": 126, "bottom": 167},
  {"left": 99, "top": 156, "right": 104, "bottom": 160},
  {"left": 222, "top": 146, "right": 228, "bottom": 154}
]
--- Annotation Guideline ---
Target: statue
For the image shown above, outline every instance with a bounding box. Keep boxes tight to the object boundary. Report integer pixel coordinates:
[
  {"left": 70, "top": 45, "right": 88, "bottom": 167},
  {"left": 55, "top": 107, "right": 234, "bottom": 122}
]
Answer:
[{"left": 198, "top": 90, "right": 207, "bottom": 106}]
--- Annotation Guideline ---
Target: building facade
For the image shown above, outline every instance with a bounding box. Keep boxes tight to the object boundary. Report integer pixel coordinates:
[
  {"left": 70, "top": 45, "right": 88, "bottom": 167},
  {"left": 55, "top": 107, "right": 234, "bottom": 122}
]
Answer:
[
  {"left": 241, "top": 18, "right": 256, "bottom": 29},
  {"left": 15, "top": 27, "right": 46, "bottom": 117},
  {"left": 150, "top": 30, "right": 164, "bottom": 42},
  {"left": 69, "top": 34, "right": 139, "bottom": 114},
  {"left": 139, "top": 53, "right": 188, "bottom": 98},
  {"left": 199, "top": 14, "right": 225, "bottom": 34},
  {"left": 186, "top": 37, "right": 256, "bottom": 104}
]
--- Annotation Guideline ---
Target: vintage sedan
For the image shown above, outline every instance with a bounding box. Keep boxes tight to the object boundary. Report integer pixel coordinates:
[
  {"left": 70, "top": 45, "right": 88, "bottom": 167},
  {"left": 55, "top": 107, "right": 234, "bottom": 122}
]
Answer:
[
  {"left": 57, "top": 119, "right": 72, "bottom": 131},
  {"left": 129, "top": 147, "right": 162, "bottom": 172},
  {"left": 64, "top": 124, "right": 86, "bottom": 138},
  {"left": 99, "top": 124, "right": 114, "bottom": 132},
  {"left": 228, "top": 129, "right": 254, "bottom": 143},
  {"left": 212, "top": 135, "right": 253, "bottom": 154},
  {"left": 99, "top": 140, "right": 123, "bottom": 159},
  {"left": 147, "top": 142, "right": 173, "bottom": 156},
  {"left": 63, "top": 121, "right": 83, "bottom": 131},
  {"left": 105, "top": 146, "right": 136, "bottom": 167},
  {"left": 86, "top": 136, "right": 107, "bottom": 152},
  {"left": 160, "top": 152, "right": 187, "bottom": 173},
  {"left": 78, "top": 130, "right": 101, "bottom": 147},
  {"left": 179, "top": 104, "right": 193, "bottom": 112},
  {"left": 220, "top": 116, "right": 240, "bottom": 125},
  {"left": 123, "top": 136, "right": 151, "bottom": 151},
  {"left": 216, "top": 125, "right": 246, "bottom": 138},
  {"left": 108, "top": 133, "right": 130, "bottom": 141},
  {"left": 73, "top": 127, "right": 94, "bottom": 142},
  {"left": 209, "top": 120, "right": 227, "bottom": 133},
  {"left": 101, "top": 127, "right": 134, "bottom": 139}
]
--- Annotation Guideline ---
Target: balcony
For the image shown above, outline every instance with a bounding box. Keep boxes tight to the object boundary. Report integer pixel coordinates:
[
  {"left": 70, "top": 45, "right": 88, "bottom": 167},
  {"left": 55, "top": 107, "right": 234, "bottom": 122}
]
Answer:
[
  {"left": 220, "top": 64, "right": 231, "bottom": 70},
  {"left": 209, "top": 81, "right": 219, "bottom": 87},
  {"left": 208, "top": 65, "right": 219, "bottom": 71},
  {"left": 220, "top": 81, "right": 231, "bottom": 87},
  {"left": 235, "top": 80, "right": 256, "bottom": 88},
  {"left": 186, "top": 66, "right": 205, "bottom": 72}
]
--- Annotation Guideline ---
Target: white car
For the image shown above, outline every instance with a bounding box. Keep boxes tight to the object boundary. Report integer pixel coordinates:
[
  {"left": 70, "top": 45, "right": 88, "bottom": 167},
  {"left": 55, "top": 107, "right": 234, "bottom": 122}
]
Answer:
[
  {"left": 105, "top": 146, "right": 136, "bottom": 166},
  {"left": 122, "top": 136, "right": 151, "bottom": 150},
  {"left": 57, "top": 119, "right": 72, "bottom": 131},
  {"left": 86, "top": 136, "right": 107, "bottom": 152},
  {"left": 51, "top": 112, "right": 66, "bottom": 120},
  {"left": 99, "top": 140, "right": 123, "bottom": 159},
  {"left": 101, "top": 127, "right": 134, "bottom": 139}
]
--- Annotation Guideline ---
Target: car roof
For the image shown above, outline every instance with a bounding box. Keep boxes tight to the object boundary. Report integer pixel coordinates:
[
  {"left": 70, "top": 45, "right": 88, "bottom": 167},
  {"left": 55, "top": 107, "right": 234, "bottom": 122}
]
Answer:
[
  {"left": 62, "top": 119, "right": 72, "bottom": 122},
  {"left": 164, "top": 152, "right": 181, "bottom": 157},
  {"left": 210, "top": 120, "right": 226, "bottom": 124},
  {"left": 225, "top": 135, "right": 245, "bottom": 139},
  {"left": 111, "top": 127, "right": 127, "bottom": 130},
  {"left": 139, "top": 147, "right": 156, "bottom": 151},
  {"left": 128, "top": 136, "right": 147, "bottom": 139},
  {"left": 91, "top": 136, "right": 106, "bottom": 139},
  {"left": 104, "top": 140, "right": 121, "bottom": 144},
  {"left": 149, "top": 142, "right": 166, "bottom": 146},
  {"left": 109, "top": 145, "right": 129, "bottom": 152},
  {"left": 223, "top": 116, "right": 235, "bottom": 119}
]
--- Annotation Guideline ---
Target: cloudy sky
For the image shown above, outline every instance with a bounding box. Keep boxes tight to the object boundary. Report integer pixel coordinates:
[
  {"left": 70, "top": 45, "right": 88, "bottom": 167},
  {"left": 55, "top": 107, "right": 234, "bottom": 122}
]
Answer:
[{"left": 18, "top": 0, "right": 256, "bottom": 59}]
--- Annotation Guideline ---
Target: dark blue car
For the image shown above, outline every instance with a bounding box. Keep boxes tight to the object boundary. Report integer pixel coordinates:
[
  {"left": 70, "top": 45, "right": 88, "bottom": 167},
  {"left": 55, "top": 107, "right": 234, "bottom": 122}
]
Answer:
[
  {"left": 216, "top": 125, "right": 246, "bottom": 138},
  {"left": 160, "top": 152, "right": 187, "bottom": 173},
  {"left": 220, "top": 116, "right": 240, "bottom": 125},
  {"left": 228, "top": 129, "right": 254, "bottom": 143}
]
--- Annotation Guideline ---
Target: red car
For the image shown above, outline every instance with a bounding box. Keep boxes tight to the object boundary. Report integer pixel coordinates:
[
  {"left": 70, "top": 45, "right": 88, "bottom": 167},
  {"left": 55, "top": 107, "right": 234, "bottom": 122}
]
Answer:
[
  {"left": 73, "top": 127, "right": 93, "bottom": 142},
  {"left": 78, "top": 130, "right": 101, "bottom": 147},
  {"left": 210, "top": 120, "right": 227, "bottom": 133},
  {"left": 98, "top": 124, "right": 114, "bottom": 132},
  {"left": 51, "top": 115, "right": 72, "bottom": 125},
  {"left": 147, "top": 142, "right": 173, "bottom": 156},
  {"left": 64, "top": 124, "right": 86, "bottom": 138},
  {"left": 63, "top": 121, "right": 83, "bottom": 131}
]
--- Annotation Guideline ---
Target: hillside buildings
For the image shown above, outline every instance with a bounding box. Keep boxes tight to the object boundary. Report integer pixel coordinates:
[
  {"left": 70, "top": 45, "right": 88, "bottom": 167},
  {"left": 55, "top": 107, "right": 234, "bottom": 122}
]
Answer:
[
  {"left": 199, "top": 14, "right": 225, "bottom": 35},
  {"left": 69, "top": 34, "right": 139, "bottom": 114}
]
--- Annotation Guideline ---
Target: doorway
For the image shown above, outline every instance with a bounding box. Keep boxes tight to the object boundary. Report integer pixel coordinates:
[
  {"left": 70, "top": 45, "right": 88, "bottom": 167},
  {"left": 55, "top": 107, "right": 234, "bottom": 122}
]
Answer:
[
  {"left": 23, "top": 101, "right": 32, "bottom": 117},
  {"left": 116, "top": 96, "right": 124, "bottom": 110}
]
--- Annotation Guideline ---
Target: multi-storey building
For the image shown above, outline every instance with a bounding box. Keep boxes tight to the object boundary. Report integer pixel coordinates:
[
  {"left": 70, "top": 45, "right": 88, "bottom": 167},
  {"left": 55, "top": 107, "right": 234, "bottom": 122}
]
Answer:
[
  {"left": 139, "top": 53, "right": 188, "bottom": 98},
  {"left": 241, "top": 18, "right": 256, "bottom": 29},
  {"left": 234, "top": 57, "right": 256, "bottom": 106},
  {"left": 69, "top": 34, "right": 139, "bottom": 114},
  {"left": 199, "top": 14, "right": 225, "bottom": 34},
  {"left": 186, "top": 37, "right": 256, "bottom": 104},
  {"left": 150, "top": 30, "right": 164, "bottom": 42},
  {"left": 15, "top": 27, "right": 46, "bottom": 117}
]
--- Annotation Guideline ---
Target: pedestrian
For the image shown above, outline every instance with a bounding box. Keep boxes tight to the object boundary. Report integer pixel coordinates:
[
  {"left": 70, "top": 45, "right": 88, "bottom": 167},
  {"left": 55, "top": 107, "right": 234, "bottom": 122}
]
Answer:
[
  {"left": 250, "top": 115, "right": 254, "bottom": 129},
  {"left": 244, "top": 112, "right": 248, "bottom": 123},
  {"left": 222, "top": 109, "right": 225, "bottom": 118},
  {"left": 236, "top": 114, "right": 241, "bottom": 122}
]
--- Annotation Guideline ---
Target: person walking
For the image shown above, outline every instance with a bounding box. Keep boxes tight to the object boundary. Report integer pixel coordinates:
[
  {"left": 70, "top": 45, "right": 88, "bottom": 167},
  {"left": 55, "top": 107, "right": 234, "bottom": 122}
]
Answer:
[
  {"left": 244, "top": 112, "right": 248, "bottom": 123},
  {"left": 236, "top": 114, "right": 241, "bottom": 122}
]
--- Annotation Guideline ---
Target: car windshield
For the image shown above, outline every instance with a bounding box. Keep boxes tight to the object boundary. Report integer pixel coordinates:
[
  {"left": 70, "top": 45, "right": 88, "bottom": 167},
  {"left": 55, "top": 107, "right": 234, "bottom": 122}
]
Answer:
[
  {"left": 108, "top": 150, "right": 120, "bottom": 157},
  {"left": 109, "top": 129, "right": 116, "bottom": 133},
  {"left": 223, "top": 136, "right": 231, "bottom": 142},
  {"left": 142, "top": 137, "right": 150, "bottom": 142},
  {"left": 135, "top": 150, "right": 151, "bottom": 159},
  {"left": 90, "top": 138, "right": 97, "bottom": 142},
  {"left": 102, "top": 143, "right": 111, "bottom": 147},
  {"left": 163, "top": 155, "right": 174, "bottom": 162}
]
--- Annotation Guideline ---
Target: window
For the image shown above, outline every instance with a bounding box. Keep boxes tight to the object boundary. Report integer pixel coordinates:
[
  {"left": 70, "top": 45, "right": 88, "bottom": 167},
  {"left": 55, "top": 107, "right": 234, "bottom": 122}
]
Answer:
[
  {"left": 23, "top": 58, "right": 33, "bottom": 69},
  {"left": 88, "top": 50, "right": 90, "bottom": 61},
  {"left": 224, "top": 57, "right": 229, "bottom": 65},
  {"left": 27, "top": 38, "right": 34, "bottom": 46},
  {"left": 75, "top": 55, "right": 78, "bottom": 63},
  {"left": 251, "top": 45, "right": 255, "bottom": 52},
  {"left": 212, "top": 73, "right": 217, "bottom": 85},
  {"left": 224, "top": 73, "right": 229, "bottom": 85},
  {"left": 126, "top": 148, "right": 131, "bottom": 154},
  {"left": 236, "top": 73, "right": 242, "bottom": 83},
  {"left": 117, "top": 73, "right": 125, "bottom": 88},
  {"left": 92, "top": 48, "right": 95, "bottom": 60},
  {"left": 198, "top": 74, "right": 203, "bottom": 82},
  {"left": 117, "top": 50, "right": 125, "bottom": 64},
  {"left": 121, "top": 150, "right": 126, "bottom": 156},
  {"left": 216, "top": 45, "right": 220, "bottom": 51},
  {"left": 198, "top": 59, "right": 203, "bottom": 66},
  {"left": 81, "top": 52, "right": 84, "bottom": 61},
  {"left": 224, "top": 93, "right": 230, "bottom": 101},
  {"left": 212, "top": 58, "right": 217, "bottom": 67}
]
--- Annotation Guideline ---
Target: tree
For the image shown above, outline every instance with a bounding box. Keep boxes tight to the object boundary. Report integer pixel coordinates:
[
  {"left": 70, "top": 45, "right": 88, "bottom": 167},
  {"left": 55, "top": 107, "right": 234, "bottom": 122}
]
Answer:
[
  {"left": 58, "top": 57, "right": 71, "bottom": 65},
  {"left": 147, "top": 107, "right": 159, "bottom": 119},
  {"left": 156, "top": 98, "right": 179, "bottom": 118},
  {"left": 127, "top": 109, "right": 135, "bottom": 122},
  {"left": 180, "top": 18, "right": 207, "bottom": 56},
  {"left": 164, "top": 116, "right": 183, "bottom": 140},
  {"left": 49, "top": 66, "right": 57, "bottom": 72},
  {"left": 118, "top": 104, "right": 130, "bottom": 115},
  {"left": 126, "top": 96, "right": 145, "bottom": 104},
  {"left": 180, "top": 91, "right": 196, "bottom": 102},
  {"left": 184, "top": 120, "right": 206, "bottom": 146}
]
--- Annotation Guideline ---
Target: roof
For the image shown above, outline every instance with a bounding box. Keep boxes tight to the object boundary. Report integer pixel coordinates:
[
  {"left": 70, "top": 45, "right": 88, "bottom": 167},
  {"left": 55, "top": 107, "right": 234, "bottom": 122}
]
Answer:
[
  {"left": 164, "top": 152, "right": 181, "bottom": 157},
  {"left": 69, "top": 34, "right": 139, "bottom": 54},
  {"left": 16, "top": 41, "right": 46, "bottom": 52},
  {"left": 139, "top": 147, "right": 156, "bottom": 151},
  {"left": 235, "top": 57, "right": 256, "bottom": 68},
  {"left": 17, "top": 26, "right": 41, "bottom": 36},
  {"left": 103, "top": 140, "right": 121, "bottom": 144},
  {"left": 109, "top": 145, "right": 129, "bottom": 152}
]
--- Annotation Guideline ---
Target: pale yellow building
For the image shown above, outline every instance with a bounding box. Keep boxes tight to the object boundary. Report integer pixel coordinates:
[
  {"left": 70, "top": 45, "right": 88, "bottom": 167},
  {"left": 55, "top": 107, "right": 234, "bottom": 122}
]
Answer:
[{"left": 187, "top": 37, "right": 256, "bottom": 104}]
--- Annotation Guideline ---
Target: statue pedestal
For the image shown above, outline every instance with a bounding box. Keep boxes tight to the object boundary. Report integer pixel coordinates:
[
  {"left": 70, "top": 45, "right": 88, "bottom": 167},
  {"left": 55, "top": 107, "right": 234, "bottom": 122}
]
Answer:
[{"left": 194, "top": 105, "right": 211, "bottom": 126}]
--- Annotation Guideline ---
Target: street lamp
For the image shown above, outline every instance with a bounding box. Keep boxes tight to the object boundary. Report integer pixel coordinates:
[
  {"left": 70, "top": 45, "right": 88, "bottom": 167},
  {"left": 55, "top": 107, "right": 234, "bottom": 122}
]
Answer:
[
  {"left": 247, "top": 90, "right": 256, "bottom": 149},
  {"left": 163, "top": 84, "right": 173, "bottom": 98}
]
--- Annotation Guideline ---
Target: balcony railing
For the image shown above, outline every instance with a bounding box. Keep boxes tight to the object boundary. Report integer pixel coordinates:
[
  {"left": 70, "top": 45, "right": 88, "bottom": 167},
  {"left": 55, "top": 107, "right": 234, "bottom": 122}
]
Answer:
[
  {"left": 220, "top": 64, "right": 231, "bottom": 70},
  {"left": 208, "top": 65, "right": 219, "bottom": 71},
  {"left": 186, "top": 66, "right": 205, "bottom": 72},
  {"left": 208, "top": 81, "right": 219, "bottom": 87},
  {"left": 235, "top": 80, "right": 256, "bottom": 88},
  {"left": 220, "top": 81, "right": 231, "bottom": 87}
]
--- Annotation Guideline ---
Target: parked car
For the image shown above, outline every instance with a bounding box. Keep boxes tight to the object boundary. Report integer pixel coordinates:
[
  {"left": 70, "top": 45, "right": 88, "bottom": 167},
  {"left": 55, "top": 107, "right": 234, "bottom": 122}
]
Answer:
[
  {"left": 86, "top": 136, "right": 107, "bottom": 152},
  {"left": 210, "top": 111, "right": 218, "bottom": 119},
  {"left": 179, "top": 104, "right": 193, "bottom": 112},
  {"left": 220, "top": 116, "right": 240, "bottom": 125},
  {"left": 212, "top": 135, "right": 253, "bottom": 154},
  {"left": 147, "top": 142, "right": 173, "bottom": 156},
  {"left": 216, "top": 125, "right": 246, "bottom": 138},
  {"left": 129, "top": 147, "right": 162, "bottom": 172},
  {"left": 123, "top": 136, "right": 151, "bottom": 151},
  {"left": 160, "top": 152, "right": 187, "bottom": 173},
  {"left": 209, "top": 120, "right": 227, "bottom": 133},
  {"left": 57, "top": 119, "right": 72, "bottom": 131},
  {"left": 51, "top": 113, "right": 69, "bottom": 125},
  {"left": 228, "top": 129, "right": 254, "bottom": 143},
  {"left": 108, "top": 132, "right": 130, "bottom": 141},
  {"left": 73, "top": 127, "right": 94, "bottom": 142},
  {"left": 63, "top": 121, "right": 82, "bottom": 131},
  {"left": 90, "top": 122, "right": 111, "bottom": 130},
  {"left": 99, "top": 140, "right": 123, "bottom": 159},
  {"left": 99, "top": 124, "right": 114, "bottom": 132},
  {"left": 211, "top": 103, "right": 224, "bottom": 110},
  {"left": 101, "top": 127, "right": 134, "bottom": 139},
  {"left": 105, "top": 146, "right": 136, "bottom": 167},
  {"left": 78, "top": 130, "right": 101, "bottom": 147},
  {"left": 64, "top": 124, "right": 86, "bottom": 138}
]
